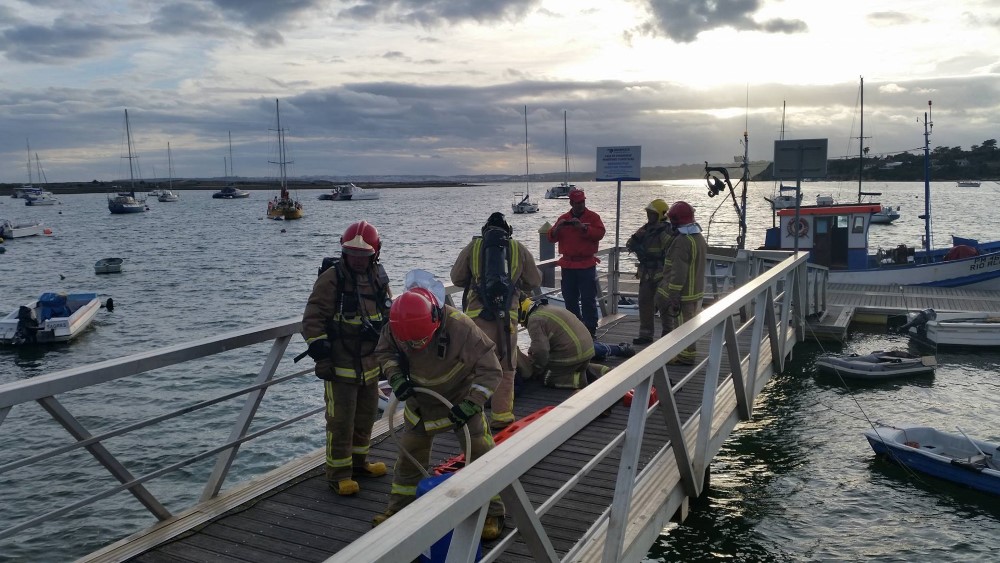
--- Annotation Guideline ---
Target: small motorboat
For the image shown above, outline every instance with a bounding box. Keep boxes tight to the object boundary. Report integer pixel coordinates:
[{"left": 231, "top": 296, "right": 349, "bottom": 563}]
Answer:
[
  {"left": 94, "top": 257, "right": 124, "bottom": 274},
  {"left": 864, "top": 423, "right": 1000, "bottom": 496},
  {"left": 213, "top": 186, "right": 250, "bottom": 199},
  {"left": 814, "top": 349, "right": 936, "bottom": 379},
  {"left": 900, "top": 308, "right": 1000, "bottom": 347},
  {"left": 1, "top": 218, "right": 44, "bottom": 239},
  {"left": 0, "top": 292, "right": 103, "bottom": 345}
]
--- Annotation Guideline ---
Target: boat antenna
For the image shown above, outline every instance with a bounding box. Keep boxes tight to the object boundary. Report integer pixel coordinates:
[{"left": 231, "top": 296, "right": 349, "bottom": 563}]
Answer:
[{"left": 921, "top": 100, "right": 933, "bottom": 253}]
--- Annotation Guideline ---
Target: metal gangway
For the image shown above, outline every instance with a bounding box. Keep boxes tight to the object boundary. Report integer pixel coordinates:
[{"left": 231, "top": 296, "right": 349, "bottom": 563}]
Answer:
[{"left": 0, "top": 250, "right": 822, "bottom": 563}]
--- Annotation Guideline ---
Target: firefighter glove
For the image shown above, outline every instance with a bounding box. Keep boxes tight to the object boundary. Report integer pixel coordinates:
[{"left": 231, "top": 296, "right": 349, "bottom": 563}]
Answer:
[
  {"left": 389, "top": 373, "right": 416, "bottom": 401},
  {"left": 448, "top": 400, "right": 481, "bottom": 428},
  {"left": 307, "top": 339, "right": 333, "bottom": 361}
]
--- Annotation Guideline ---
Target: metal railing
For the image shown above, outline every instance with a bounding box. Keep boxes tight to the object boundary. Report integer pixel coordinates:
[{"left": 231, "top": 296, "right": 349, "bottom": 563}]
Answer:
[
  {"left": 0, "top": 249, "right": 812, "bottom": 563},
  {"left": 331, "top": 251, "right": 811, "bottom": 562}
]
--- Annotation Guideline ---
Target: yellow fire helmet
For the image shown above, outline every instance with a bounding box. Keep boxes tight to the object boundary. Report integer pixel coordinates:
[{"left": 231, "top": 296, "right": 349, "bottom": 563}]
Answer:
[
  {"left": 518, "top": 297, "right": 535, "bottom": 326},
  {"left": 646, "top": 198, "right": 669, "bottom": 222}
]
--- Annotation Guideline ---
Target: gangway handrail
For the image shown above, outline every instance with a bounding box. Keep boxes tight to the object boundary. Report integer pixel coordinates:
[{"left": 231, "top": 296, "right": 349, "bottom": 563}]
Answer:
[
  {"left": 1, "top": 249, "right": 812, "bottom": 562},
  {"left": 329, "top": 251, "right": 810, "bottom": 563}
]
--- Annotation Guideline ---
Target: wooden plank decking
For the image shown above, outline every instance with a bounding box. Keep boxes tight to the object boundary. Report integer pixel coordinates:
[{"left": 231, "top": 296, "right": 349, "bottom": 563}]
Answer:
[
  {"left": 121, "top": 313, "right": 755, "bottom": 563},
  {"left": 804, "top": 283, "right": 1000, "bottom": 340}
]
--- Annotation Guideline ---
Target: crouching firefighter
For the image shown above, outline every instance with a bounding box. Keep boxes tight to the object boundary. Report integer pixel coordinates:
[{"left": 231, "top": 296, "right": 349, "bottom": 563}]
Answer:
[
  {"left": 300, "top": 220, "right": 392, "bottom": 496},
  {"left": 450, "top": 212, "right": 541, "bottom": 430},
  {"left": 373, "top": 286, "right": 507, "bottom": 541}
]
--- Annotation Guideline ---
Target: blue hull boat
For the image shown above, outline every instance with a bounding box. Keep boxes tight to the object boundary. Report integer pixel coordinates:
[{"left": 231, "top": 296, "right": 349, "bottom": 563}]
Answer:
[{"left": 865, "top": 424, "right": 1000, "bottom": 496}]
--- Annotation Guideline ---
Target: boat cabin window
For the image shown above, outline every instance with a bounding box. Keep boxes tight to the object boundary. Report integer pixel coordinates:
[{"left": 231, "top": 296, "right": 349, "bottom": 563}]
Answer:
[
  {"left": 852, "top": 216, "right": 865, "bottom": 234},
  {"left": 838, "top": 216, "right": 849, "bottom": 230}
]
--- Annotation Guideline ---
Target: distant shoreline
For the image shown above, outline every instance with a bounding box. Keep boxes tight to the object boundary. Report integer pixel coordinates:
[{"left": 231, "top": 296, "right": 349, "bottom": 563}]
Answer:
[{"left": 0, "top": 180, "right": 479, "bottom": 196}]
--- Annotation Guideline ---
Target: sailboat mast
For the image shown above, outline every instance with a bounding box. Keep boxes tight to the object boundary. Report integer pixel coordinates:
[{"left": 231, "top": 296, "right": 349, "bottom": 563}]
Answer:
[
  {"left": 228, "top": 131, "right": 235, "bottom": 179},
  {"left": 124, "top": 109, "right": 137, "bottom": 196},
  {"left": 523, "top": 106, "right": 530, "bottom": 194},
  {"left": 35, "top": 153, "right": 46, "bottom": 184},
  {"left": 563, "top": 110, "right": 569, "bottom": 184},
  {"left": 276, "top": 99, "right": 288, "bottom": 197},
  {"left": 922, "top": 100, "right": 933, "bottom": 252},
  {"left": 857, "top": 76, "right": 864, "bottom": 202},
  {"left": 25, "top": 139, "right": 33, "bottom": 185},
  {"left": 167, "top": 142, "right": 173, "bottom": 189}
]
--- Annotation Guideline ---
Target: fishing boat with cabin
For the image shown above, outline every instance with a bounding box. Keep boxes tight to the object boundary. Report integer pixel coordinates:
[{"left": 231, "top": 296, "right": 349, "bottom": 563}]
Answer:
[{"left": 761, "top": 101, "right": 1000, "bottom": 289}]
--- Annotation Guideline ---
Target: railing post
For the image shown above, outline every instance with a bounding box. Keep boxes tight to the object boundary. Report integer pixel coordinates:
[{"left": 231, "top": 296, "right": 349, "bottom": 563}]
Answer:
[{"left": 538, "top": 222, "right": 555, "bottom": 288}]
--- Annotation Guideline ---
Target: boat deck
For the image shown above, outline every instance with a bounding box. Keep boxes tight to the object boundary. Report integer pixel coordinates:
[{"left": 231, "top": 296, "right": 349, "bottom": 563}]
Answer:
[
  {"left": 804, "top": 282, "right": 1000, "bottom": 341},
  {"left": 116, "top": 313, "right": 755, "bottom": 563}
]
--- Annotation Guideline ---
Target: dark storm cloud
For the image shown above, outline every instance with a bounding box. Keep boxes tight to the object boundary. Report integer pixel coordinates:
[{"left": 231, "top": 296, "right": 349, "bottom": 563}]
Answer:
[
  {"left": 636, "top": 0, "right": 807, "bottom": 43},
  {"left": 208, "top": 0, "right": 321, "bottom": 26},
  {"left": 336, "top": 0, "right": 540, "bottom": 26},
  {"left": 0, "top": 17, "right": 143, "bottom": 63}
]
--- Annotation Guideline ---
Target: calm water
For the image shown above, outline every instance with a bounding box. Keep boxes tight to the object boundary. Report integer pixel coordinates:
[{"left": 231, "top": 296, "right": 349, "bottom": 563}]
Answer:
[{"left": 1, "top": 180, "right": 999, "bottom": 561}]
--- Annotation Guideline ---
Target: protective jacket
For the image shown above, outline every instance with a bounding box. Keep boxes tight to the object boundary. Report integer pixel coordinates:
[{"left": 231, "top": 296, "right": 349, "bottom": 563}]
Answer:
[
  {"left": 626, "top": 221, "right": 673, "bottom": 281},
  {"left": 547, "top": 208, "right": 606, "bottom": 269},
  {"left": 662, "top": 227, "right": 708, "bottom": 302},
  {"left": 302, "top": 259, "right": 391, "bottom": 384},
  {"left": 523, "top": 304, "right": 595, "bottom": 372},
  {"left": 375, "top": 305, "right": 502, "bottom": 433},
  {"left": 450, "top": 232, "right": 542, "bottom": 326}
]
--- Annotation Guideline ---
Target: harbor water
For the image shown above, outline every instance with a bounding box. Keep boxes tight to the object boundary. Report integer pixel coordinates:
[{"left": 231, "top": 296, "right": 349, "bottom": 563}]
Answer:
[{"left": 1, "top": 180, "right": 999, "bottom": 561}]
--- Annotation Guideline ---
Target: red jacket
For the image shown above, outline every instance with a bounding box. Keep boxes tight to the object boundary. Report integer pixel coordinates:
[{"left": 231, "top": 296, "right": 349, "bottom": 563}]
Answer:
[{"left": 547, "top": 208, "right": 606, "bottom": 269}]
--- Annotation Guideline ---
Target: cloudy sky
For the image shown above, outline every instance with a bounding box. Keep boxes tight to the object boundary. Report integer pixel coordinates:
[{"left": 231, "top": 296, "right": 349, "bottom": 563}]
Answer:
[{"left": 2, "top": 0, "right": 999, "bottom": 183}]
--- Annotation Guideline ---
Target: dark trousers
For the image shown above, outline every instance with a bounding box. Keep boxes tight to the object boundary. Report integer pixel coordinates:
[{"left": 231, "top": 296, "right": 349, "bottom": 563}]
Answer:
[{"left": 561, "top": 266, "right": 599, "bottom": 335}]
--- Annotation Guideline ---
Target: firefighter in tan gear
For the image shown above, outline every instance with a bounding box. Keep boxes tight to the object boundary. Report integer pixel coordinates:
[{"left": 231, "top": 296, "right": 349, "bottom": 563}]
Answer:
[
  {"left": 373, "top": 286, "right": 506, "bottom": 541},
  {"left": 626, "top": 199, "right": 674, "bottom": 344},
  {"left": 450, "top": 212, "right": 541, "bottom": 430},
  {"left": 514, "top": 298, "right": 613, "bottom": 390},
  {"left": 301, "top": 221, "right": 392, "bottom": 496},
  {"left": 655, "top": 201, "right": 708, "bottom": 365}
]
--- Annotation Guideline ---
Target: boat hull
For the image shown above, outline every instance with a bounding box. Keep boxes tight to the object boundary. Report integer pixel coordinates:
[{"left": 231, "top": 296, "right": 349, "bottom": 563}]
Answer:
[
  {"left": 0, "top": 293, "right": 101, "bottom": 345},
  {"left": 907, "top": 311, "right": 1000, "bottom": 347},
  {"left": 95, "top": 258, "right": 124, "bottom": 274},
  {"left": 864, "top": 425, "right": 1000, "bottom": 496},
  {"left": 815, "top": 351, "right": 935, "bottom": 379},
  {"left": 829, "top": 250, "right": 1000, "bottom": 289},
  {"left": 1, "top": 220, "right": 44, "bottom": 238}
]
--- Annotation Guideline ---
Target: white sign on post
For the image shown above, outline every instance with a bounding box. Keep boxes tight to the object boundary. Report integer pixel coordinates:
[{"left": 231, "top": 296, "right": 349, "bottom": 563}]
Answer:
[{"left": 596, "top": 146, "right": 641, "bottom": 181}]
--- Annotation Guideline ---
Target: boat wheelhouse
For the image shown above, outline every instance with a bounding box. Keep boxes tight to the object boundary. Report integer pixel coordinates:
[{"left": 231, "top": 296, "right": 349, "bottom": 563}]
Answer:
[{"left": 764, "top": 203, "right": 882, "bottom": 270}]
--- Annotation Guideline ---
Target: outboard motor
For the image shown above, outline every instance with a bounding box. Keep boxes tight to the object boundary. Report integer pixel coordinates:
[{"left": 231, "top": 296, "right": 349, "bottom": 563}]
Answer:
[
  {"left": 13, "top": 306, "right": 39, "bottom": 345},
  {"left": 898, "top": 308, "right": 937, "bottom": 334}
]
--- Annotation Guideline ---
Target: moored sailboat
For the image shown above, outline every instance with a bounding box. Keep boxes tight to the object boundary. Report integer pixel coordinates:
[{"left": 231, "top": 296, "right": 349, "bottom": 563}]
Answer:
[
  {"left": 512, "top": 106, "right": 538, "bottom": 214},
  {"left": 544, "top": 110, "right": 576, "bottom": 199},
  {"left": 852, "top": 77, "right": 899, "bottom": 225},
  {"left": 266, "top": 99, "right": 303, "bottom": 220},
  {"left": 107, "top": 109, "right": 148, "bottom": 214}
]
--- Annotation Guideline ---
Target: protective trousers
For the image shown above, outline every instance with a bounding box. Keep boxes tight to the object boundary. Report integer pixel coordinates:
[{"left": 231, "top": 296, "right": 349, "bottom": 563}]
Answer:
[
  {"left": 638, "top": 275, "right": 668, "bottom": 339},
  {"left": 473, "top": 316, "right": 517, "bottom": 427},
  {"left": 667, "top": 300, "right": 702, "bottom": 362},
  {"left": 387, "top": 412, "right": 505, "bottom": 518},
  {"left": 324, "top": 378, "right": 380, "bottom": 483}
]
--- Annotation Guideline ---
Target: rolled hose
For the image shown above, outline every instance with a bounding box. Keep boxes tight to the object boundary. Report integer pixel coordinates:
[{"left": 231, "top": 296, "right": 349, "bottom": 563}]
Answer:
[{"left": 384, "top": 388, "right": 473, "bottom": 479}]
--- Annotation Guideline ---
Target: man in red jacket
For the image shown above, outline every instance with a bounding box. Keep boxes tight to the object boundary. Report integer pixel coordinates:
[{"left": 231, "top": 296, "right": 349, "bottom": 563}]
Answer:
[{"left": 547, "top": 189, "right": 606, "bottom": 336}]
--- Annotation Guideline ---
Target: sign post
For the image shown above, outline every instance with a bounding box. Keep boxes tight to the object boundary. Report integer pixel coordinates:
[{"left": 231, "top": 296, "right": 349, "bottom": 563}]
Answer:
[
  {"left": 773, "top": 139, "right": 828, "bottom": 253},
  {"left": 596, "top": 146, "right": 641, "bottom": 314}
]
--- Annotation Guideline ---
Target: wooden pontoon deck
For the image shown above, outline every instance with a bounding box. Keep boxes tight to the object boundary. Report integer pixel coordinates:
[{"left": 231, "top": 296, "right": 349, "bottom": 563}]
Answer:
[{"left": 123, "top": 314, "right": 743, "bottom": 562}]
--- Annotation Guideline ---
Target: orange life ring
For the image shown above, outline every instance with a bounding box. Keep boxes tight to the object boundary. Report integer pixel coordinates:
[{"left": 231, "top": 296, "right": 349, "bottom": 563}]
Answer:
[{"left": 786, "top": 217, "right": 809, "bottom": 238}]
